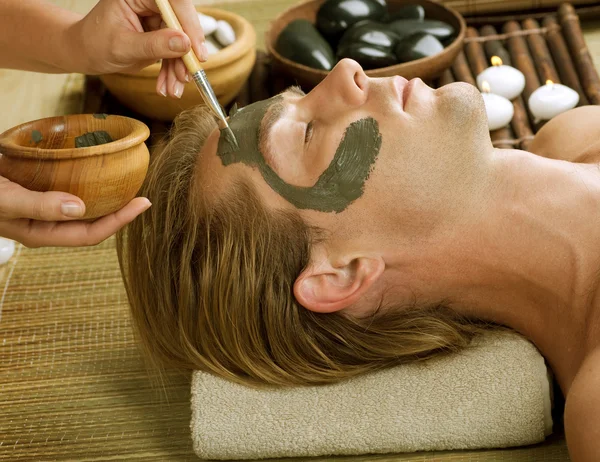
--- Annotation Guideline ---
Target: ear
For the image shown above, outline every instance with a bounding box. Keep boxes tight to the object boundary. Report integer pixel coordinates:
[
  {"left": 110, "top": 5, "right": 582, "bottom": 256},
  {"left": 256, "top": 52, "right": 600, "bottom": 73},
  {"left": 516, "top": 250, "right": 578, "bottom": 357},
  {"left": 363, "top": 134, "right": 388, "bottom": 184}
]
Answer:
[{"left": 293, "top": 249, "right": 385, "bottom": 314}]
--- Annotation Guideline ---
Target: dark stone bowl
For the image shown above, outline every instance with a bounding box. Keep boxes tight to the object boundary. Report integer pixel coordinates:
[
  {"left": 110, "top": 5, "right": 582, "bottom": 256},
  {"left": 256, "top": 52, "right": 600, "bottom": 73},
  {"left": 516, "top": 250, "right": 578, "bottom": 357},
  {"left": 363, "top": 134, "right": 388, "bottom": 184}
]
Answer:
[{"left": 266, "top": 0, "right": 466, "bottom": 89}]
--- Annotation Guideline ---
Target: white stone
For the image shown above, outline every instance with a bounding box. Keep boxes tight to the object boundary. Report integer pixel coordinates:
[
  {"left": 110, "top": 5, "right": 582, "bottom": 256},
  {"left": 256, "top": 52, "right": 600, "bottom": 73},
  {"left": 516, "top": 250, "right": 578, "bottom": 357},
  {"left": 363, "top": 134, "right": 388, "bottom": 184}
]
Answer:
[
  {"left": 0, "top": 238, "right": 15, "bottom": 265},
  {"left": 198, "top": 13, "right": 218, "bottom": 36},
  {"left": 214, "top": 20, "right": 236, "bottom": 47},
  {"left": 206, "top": 37, "right": 222, "bottom": 55}
]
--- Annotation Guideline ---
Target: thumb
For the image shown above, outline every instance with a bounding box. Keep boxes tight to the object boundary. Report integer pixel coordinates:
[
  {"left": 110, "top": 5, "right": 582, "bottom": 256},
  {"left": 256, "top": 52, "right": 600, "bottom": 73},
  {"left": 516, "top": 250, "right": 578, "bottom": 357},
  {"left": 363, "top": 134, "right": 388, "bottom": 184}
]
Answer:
[
  {"left": 0, "top": 180, "right": 85, "bottom": 221},
  {"left": 121, "top": 29, "right": 191, "bottom": 62}
]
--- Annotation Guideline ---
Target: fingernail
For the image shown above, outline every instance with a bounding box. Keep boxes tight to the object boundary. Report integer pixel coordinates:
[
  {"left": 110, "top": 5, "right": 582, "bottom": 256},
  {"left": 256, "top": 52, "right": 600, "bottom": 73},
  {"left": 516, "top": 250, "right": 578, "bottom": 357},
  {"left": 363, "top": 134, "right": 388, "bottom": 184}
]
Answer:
[
  {"left": 169, "top": 36, "right": 187, "bottom": 53},
  {"left": 159, "top": 81, "right": 167, "bottom": 97},
  {"left": 199, "top": 42, "right": 209, "bottom": 61},
  {"left": 185, "top": 73, "right": 190, "bottom": 83},
  {"left": 174, "top": 81, "right": 185, "bottom": 99},
  {"left": 61, "top": 201, "right": 83, "bottom": 218}
]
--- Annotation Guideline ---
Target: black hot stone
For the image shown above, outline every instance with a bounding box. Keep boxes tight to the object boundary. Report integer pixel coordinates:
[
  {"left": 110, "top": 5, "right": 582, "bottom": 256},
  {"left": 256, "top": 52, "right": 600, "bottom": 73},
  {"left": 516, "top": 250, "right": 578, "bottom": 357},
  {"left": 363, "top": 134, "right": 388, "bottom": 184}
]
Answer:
[
  {"left": 339, "top": 21, "right": 402, "bottom": 50},
  {"left": 316, "top": 0, "right": 387, "bottom": 45},
  {"left": 275, "top": 19, "right": 336, "bottom": 70},
  {"left": 389, "top": 19, "right": 455, "bottom": 41},
  {"left": 337, "top": 43, "right": 399, "bottom": 69},
  {"left": 387, "top": 4, "right": 425, "bottom": 21},
  {"left": 395, "top": 32, "right": 444, "bottom": 62}
]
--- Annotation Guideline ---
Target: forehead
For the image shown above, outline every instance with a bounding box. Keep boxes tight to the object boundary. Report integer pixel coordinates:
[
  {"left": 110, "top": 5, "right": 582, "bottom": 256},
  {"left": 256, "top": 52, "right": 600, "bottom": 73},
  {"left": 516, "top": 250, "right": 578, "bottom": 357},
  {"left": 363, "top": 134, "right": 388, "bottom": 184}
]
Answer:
[
  {"left": 218, "top": 88, "right": 305, "bottom": 160},
  {"left": 196, "top": 88, "right": 302, "bottom": 181},
  {"left": 195, "top": 119, "right": 291, "bottom": 210}
]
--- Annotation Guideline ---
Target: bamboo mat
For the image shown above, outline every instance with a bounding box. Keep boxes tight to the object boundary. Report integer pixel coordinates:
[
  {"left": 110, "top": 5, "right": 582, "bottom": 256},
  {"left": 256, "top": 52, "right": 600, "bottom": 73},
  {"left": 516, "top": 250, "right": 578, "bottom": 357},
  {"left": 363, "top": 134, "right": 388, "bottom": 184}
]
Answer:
[
  {"left": 0, "top": 240, "right": 195, "bottom": 461},
  {"left": 6, "top": 1, "right": 600, "bottom": 461},
  {"left": 0, "top": 238, "right": 572, "bottom": 461}
]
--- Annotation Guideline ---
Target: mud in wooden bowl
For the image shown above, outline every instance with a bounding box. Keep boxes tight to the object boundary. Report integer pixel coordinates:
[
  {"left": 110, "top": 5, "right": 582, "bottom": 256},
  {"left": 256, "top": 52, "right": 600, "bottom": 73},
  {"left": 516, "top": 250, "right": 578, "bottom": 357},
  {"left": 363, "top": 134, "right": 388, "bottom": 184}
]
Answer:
[
  {"left": 267, "top": 0, "right": 466, "bottom": 89},
  {"left": 0, "top": 114, "right": 150, "bottom": 220},
  {"left": 100, "top": 7, "right": 257, "bottom": 122}
]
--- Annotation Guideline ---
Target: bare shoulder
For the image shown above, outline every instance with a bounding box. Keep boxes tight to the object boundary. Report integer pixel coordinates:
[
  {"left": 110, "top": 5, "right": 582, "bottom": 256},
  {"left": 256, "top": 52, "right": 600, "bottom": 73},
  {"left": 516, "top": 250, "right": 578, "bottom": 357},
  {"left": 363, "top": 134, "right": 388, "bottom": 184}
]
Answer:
[
  {"left": 528, "top": 106, "right": 600, "bottom": 163},
  {"left": 564, "top": 346, "right": 600, "bottom": 461}
]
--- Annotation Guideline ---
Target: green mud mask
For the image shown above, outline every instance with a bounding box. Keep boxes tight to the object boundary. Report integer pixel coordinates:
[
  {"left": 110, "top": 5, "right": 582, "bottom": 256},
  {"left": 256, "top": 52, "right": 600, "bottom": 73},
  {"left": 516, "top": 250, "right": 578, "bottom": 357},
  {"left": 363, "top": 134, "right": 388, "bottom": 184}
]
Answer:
[{"left": 217, "top": 96, "right": 382, "bottom": 213}]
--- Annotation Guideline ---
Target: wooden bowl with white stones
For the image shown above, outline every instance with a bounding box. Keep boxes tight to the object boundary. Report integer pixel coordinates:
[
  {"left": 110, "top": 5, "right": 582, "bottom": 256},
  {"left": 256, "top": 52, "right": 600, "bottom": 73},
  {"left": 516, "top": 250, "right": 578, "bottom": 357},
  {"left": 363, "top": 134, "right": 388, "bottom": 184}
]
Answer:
[
  {"left": 100, "top": 7, "right": 257, "bottom": 122},
  {"left": 0, "top": 114, "right": 150, "bottom": 219}
]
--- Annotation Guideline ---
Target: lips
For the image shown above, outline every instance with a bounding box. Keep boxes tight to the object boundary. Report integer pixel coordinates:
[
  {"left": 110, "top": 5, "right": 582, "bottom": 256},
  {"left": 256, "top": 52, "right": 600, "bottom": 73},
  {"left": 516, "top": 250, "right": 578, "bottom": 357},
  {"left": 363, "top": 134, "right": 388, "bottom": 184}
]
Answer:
[
  {"left": 403, "top": 79, "right": 415, "bottom": 107},
  {"left": 393, "top": 75, "right": 411, "bottom": 110}
]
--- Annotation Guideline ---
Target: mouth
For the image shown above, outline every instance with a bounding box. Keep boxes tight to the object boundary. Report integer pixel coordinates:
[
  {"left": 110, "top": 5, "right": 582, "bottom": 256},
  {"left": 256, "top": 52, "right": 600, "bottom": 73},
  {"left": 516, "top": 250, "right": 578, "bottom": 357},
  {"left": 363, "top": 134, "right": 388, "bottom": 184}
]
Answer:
[{"left": 393, "top": 76, "right": 416, "bottom": 110}]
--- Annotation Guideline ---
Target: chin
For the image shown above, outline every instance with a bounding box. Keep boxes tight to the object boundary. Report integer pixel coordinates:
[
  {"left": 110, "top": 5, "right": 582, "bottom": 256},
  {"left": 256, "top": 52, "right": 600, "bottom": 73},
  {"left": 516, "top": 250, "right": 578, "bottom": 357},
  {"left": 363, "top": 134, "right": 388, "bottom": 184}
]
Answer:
[{"left": 437, "top": 82, "right": 489, "bottom": 138}]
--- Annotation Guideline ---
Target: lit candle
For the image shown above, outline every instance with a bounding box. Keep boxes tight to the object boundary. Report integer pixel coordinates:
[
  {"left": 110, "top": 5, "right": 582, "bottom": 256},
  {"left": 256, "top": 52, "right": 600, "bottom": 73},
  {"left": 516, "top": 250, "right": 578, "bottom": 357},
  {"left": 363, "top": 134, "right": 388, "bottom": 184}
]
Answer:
[
  {"left": 0, "top": 238, "right": 15, "bottom": 265},
  {"left": 481, "top": 81, "right": 514, "bottom": 131},
  {"left": 528, "top": 80, "right": 579, "bottom": 121},
  {"left": 476, "top": 56, "right": 526, "bottom": 100}
]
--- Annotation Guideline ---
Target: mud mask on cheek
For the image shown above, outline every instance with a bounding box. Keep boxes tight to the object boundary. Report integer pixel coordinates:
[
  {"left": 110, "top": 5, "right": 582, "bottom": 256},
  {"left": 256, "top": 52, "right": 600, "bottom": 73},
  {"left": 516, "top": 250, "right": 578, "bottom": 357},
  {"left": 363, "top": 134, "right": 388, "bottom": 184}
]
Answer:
[{"left": 216, "top": 96, "right": 382, "bottom": 213}]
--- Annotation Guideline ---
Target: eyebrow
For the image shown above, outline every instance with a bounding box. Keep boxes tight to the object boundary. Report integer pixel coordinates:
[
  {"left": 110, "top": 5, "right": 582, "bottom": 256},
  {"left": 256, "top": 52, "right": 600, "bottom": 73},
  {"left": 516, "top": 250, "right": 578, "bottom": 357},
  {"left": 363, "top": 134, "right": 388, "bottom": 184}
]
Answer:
[{"left": 259, "top": 86, "right": 306, "bottom": 157}]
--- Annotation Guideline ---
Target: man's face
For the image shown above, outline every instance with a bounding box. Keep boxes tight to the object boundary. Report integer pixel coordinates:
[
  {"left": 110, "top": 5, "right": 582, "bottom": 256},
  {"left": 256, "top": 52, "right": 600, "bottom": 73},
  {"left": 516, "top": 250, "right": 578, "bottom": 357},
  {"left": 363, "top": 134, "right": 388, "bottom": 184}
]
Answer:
[{"left": 197, "top": 59, "right": 491, "bottom": 240}]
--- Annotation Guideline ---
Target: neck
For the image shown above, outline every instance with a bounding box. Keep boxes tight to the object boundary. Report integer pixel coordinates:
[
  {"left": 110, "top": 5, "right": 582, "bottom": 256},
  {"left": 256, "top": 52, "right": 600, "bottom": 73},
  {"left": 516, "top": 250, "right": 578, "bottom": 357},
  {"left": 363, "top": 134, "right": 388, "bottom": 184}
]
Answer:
[{"left": 385, "top": 149, "right": 600, "bottom": 393}]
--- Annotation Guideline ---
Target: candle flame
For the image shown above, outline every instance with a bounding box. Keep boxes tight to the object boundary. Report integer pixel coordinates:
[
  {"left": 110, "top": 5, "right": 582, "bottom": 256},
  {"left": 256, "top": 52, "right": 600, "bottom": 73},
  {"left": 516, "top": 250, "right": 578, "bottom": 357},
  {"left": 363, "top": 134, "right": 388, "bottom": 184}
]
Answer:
[
  {"left": 491, "top": 56, "right": 503, "bottom": 66},
  {"left": 546, "top": 79, "right": 554, "bottom": 86},
  {"left": 481, "top": 81, "right": 491, "bottom": 93}
]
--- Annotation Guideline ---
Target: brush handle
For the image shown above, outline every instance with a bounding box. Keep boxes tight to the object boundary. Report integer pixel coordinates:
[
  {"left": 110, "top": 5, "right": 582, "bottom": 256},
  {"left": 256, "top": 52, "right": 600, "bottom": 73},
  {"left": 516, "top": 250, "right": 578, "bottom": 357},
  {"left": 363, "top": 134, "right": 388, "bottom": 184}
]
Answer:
[{"left": 154, "top": 0, "right": 203, "bottom": 74}]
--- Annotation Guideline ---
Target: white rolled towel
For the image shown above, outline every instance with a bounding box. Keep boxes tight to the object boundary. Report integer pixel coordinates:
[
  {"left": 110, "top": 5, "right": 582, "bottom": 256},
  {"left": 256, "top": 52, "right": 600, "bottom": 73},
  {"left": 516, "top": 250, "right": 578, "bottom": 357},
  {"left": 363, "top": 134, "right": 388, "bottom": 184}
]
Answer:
[{"left": 191, "top": 331, "right": 553, "bottom": 460}]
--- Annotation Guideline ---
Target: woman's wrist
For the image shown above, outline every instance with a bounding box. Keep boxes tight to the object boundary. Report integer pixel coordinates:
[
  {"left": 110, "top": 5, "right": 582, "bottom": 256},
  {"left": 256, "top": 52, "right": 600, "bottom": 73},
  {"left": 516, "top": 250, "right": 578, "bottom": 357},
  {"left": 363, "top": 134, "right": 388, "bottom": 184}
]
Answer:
[
  {"left": 26, "top": 2, "right": 86, "bottom": 74},
  {"left": 46, "top": 5, "right": 93, "bottom": 75},
  {"left": 59, "top": 17, "right": 95, "bottom": 74},
  {"left": 32, "top": 1, "right": 85, "bottom": 74}
]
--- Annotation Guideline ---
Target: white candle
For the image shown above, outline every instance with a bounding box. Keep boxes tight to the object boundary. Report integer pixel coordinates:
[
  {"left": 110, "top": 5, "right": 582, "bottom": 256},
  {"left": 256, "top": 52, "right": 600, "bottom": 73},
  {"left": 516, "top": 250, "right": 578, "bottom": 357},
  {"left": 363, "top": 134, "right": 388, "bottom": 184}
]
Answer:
[
  {"left": 481, "top": 81, "right": 514, "bottom": 131},
  {"left": 476, "top": 56, "right": 526, "bottom": 100},
  {"left": 0, "top": 238, "right": 15, "bottom": 265},
  {"left": 528, "top": 80, "right": 579, "bottom": 121}
]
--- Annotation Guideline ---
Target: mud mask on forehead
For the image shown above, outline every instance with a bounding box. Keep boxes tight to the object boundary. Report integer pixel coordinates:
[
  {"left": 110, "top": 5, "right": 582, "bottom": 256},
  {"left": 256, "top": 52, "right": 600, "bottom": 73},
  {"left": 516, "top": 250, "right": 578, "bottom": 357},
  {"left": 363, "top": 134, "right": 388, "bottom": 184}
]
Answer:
[{"left": 216, "top": 95, "right": 382, "bottom": 213}]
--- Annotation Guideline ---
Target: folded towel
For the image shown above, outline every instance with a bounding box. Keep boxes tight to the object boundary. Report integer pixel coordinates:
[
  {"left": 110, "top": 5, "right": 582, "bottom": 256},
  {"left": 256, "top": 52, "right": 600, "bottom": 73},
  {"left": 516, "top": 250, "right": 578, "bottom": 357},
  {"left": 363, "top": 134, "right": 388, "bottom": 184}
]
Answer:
[{"left": 191, "top": 331, "right": 553, "bottom": 460}]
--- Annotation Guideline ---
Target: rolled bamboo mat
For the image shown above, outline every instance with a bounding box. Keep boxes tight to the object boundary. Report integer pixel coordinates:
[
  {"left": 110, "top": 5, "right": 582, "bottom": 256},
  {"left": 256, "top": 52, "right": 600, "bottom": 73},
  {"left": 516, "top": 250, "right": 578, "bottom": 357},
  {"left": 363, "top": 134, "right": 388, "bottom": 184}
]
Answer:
[
  {"left": 443, "top": 0, "right": 600, "bottom": 18},
  {"left": 0, "top": 239, "right": 571, "bottom": 461},
  {"left": 458, "top": 2, "right": 600, "bottom": 149}
]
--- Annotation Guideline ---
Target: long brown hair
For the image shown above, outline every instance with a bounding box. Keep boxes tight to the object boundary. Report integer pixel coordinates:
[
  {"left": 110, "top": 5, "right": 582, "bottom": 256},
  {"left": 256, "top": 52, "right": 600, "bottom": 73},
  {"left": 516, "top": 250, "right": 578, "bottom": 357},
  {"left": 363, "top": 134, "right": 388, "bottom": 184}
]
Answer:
[{"left": 117, "top": 104, "right": 497, "bottom": 388}]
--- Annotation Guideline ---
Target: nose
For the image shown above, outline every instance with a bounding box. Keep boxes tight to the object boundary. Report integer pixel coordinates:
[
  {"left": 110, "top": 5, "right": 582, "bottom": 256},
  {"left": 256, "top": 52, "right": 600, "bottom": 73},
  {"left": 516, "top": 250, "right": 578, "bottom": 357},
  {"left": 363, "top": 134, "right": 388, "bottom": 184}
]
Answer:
[{"left": 308, "top": 59, "right": 368, "bottom": 111}]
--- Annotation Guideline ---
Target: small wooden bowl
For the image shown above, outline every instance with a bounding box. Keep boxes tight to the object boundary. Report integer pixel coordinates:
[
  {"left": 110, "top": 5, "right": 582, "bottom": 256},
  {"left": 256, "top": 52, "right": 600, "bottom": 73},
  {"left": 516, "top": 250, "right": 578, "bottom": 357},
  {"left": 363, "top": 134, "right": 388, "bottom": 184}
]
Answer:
[
  {"left": 267, "top": 0, "right": 466, "bottom": 88},
  {"left": 0, "top": 114, "right": 150, "bottom": 220},
  {"left": 100, "top": 7, "right": 257, "bottom": 121}
]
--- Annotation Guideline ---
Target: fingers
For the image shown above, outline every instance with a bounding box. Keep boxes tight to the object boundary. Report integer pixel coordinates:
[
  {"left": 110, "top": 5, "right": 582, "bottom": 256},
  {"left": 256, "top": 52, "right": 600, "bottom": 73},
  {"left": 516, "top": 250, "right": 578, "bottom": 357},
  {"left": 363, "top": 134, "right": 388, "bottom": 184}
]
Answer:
[
  {"left": 143, "top": 14, "right": 163, "bottom": 32},
  {"left": 0, "top": 177, "right": 85, "bottom": 221},
  {"left": 119, "top": 28, "right": 191, "bottom": 64},
  {"left": 168, "top": 0, "right": 208, "bottom": 61},
  {"left": 0, "top": 198, "right": 151, "bottom": 248},
  {"left": 156, "top": 58, "right": 186, "bottom": 98},
  {"left": 174, "top": 58, "right": 189, "bottom": 84},
  {"left": 74, "top": 197, "right": 152, "bottom": 246},
  {"left": 166, "top": 59, "right": 185, "bottom": 99},
  {"left": 157, "top": 61, "right": 168, "bottom": 96},
  {"left": 154, "top": 19, "right": 187, "bottom": 98},
  {"left": 124, "top": 0, "right": 208, "bottom": 61}
]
